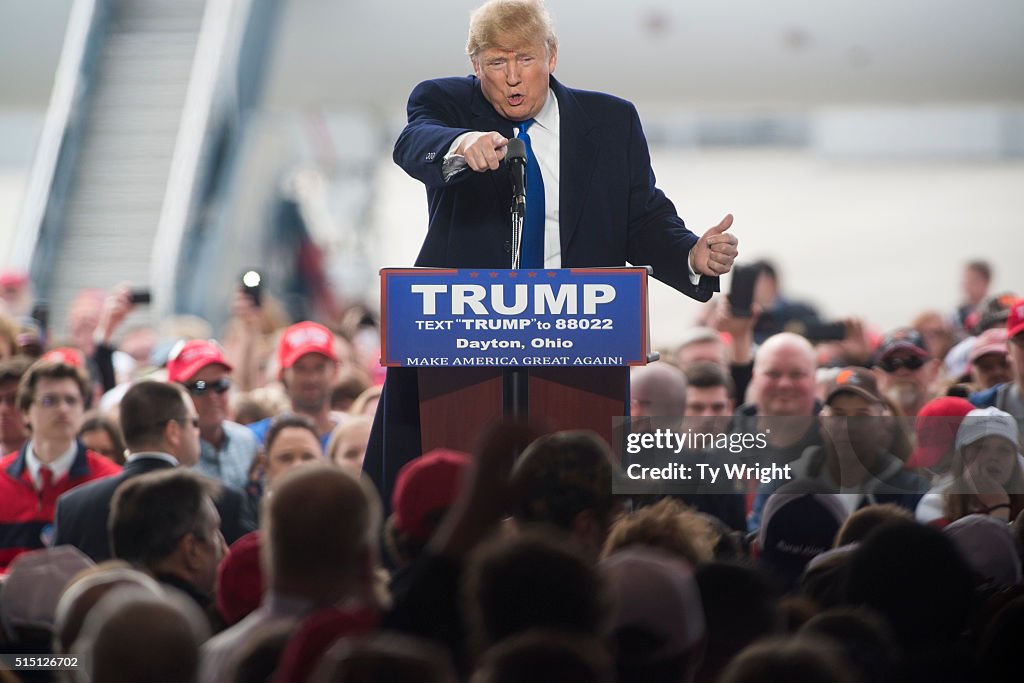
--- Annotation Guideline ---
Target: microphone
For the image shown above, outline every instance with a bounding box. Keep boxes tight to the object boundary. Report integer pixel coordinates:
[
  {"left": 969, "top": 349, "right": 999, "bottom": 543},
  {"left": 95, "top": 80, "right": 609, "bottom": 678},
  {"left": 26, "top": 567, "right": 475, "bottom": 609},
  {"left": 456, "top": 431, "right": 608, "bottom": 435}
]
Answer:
[
  {"left": 506, "top": 137, "right": 526, "bottom": 205},
  {"left": 505, "top": 137, "right": 527, "bottom": 268}
]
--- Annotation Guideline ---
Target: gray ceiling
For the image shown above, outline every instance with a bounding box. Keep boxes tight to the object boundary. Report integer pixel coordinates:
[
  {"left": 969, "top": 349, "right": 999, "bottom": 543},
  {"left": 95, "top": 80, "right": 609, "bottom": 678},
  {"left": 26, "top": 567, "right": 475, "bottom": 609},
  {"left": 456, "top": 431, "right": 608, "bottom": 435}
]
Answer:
[
  {"left": 261, "top": 0, "right": 1024, "bottom": 109},
  {"left": 3, "top": 0, "right": 1023, "bottom": 111}
]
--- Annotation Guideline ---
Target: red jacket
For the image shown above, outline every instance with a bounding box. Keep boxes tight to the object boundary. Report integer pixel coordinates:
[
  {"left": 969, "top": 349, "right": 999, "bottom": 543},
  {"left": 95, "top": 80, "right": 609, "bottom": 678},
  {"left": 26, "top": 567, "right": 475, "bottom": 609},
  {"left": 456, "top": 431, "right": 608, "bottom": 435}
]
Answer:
[{"left": 0, "top": 441, "right": 121, "bottom": 571}]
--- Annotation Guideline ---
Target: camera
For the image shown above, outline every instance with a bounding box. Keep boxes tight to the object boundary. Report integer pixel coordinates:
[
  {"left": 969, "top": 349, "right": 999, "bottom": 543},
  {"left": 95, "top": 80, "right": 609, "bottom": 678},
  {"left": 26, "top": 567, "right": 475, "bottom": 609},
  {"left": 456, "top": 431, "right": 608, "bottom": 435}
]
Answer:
[{"left": 240, "top": 270, "right": 263, "bottom": 307}]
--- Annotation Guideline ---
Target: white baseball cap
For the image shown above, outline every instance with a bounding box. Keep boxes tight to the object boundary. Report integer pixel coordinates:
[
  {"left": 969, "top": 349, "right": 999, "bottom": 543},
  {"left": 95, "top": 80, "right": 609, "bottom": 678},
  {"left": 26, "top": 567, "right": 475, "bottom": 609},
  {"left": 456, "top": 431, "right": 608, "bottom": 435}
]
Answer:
[{"left": 955, "top": 407, "right": 1019, "bottom": 451}]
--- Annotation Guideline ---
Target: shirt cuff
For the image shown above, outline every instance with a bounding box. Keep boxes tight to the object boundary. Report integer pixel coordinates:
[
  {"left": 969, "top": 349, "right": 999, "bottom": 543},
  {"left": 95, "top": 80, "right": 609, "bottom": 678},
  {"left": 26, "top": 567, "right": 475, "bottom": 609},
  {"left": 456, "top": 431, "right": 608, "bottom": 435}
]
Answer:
[
  {"left": 445, "top": 132, "right": 472, "bottom": 159},
  {"left": 687, "top": 249, "right": 702, "bottom": 285},
  {"left": 441, "top": 156, "right": 468, "bottom": 182}
]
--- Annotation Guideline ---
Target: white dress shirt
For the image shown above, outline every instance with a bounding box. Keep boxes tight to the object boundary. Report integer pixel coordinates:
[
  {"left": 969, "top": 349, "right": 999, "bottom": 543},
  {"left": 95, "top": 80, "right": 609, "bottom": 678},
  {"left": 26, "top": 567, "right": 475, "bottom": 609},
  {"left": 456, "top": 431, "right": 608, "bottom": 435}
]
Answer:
[{"left": 26, "top": 441, "right": 78, "bottom": 488}]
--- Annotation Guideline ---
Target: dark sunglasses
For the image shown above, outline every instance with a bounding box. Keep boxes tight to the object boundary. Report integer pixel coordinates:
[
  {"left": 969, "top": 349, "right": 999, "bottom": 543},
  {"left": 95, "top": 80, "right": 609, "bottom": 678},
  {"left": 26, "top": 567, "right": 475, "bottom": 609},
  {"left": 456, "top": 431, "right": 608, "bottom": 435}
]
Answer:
[
  {"left": 879, "top": 355, "right": 926, "bottom": 373},
  {"left": 185, "top": 377, "right": 231, "bottom": 396}
]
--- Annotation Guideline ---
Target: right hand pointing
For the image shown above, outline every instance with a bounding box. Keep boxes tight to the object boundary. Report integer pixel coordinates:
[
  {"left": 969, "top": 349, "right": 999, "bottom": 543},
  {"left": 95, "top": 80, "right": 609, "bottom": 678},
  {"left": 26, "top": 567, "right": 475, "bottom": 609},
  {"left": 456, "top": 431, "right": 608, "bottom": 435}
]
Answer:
[{"left": 457, "top": 131, "right": 508, "bottom": 172}]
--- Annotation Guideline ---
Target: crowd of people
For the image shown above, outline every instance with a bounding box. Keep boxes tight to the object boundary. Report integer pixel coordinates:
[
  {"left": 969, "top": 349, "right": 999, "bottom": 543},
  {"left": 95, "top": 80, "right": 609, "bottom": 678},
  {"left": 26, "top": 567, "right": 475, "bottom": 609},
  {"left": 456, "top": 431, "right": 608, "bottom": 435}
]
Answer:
[
  {"left": 2, "top": 0, "right": 1022, "bottom": 675},
  {"left": 0, "top": 255, "right": 1020, "bottom": 682}
]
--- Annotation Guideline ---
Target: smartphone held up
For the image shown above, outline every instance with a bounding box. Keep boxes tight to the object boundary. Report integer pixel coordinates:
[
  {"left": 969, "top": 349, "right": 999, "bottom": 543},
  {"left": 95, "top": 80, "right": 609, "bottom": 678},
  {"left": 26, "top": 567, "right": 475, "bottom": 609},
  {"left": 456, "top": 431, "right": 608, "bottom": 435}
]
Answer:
[{"left": 241, "top": 269, "right": 263, "bottom": 307}]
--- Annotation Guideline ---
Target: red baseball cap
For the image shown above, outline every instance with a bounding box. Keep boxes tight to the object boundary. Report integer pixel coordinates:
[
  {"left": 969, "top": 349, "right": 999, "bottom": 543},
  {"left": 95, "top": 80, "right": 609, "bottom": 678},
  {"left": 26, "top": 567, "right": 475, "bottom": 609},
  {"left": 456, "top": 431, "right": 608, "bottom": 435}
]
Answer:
[
  {"left": 41, "top": 347, "right": 86, "bottom": 369},
  {"left": 392, "top": 449, "right": 472, "bottom": 543},
  {"left": 166, "top": 339, "right": 232, "bottom": 383},
  {"left": 215, "top": 531, "right": 263, "bottom": 626},
  {"left": 906, "top": 396, "right": 975, "bottom": 469},
  {"left": 277, "top": 321, "right": 337, "bottom": 373},
  {"left": 0, "top": 271, "right": 28, "bottom": 289},
  {"left": 1007, "top": 298, "right": 1024, "bottom": 340}
]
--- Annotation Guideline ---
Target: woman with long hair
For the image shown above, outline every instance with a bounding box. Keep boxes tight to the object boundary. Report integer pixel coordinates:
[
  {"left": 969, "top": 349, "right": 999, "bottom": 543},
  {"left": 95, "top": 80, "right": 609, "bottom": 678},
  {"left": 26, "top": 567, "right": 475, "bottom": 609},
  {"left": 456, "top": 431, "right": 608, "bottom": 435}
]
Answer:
[{"left": 916, "top": 407, "right": 1024, "bottom": 526}]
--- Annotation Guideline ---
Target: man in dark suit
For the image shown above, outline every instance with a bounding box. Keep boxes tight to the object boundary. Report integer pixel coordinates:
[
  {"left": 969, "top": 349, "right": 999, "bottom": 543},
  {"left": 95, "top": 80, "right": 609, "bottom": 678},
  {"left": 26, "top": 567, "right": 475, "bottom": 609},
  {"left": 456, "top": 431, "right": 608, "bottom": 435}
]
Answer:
[
  {"left": 54, "top": 380, "right": 255, "bottom": 561},
  {"left": 366, "top": 0, "right": 739, "bottom": 503}
]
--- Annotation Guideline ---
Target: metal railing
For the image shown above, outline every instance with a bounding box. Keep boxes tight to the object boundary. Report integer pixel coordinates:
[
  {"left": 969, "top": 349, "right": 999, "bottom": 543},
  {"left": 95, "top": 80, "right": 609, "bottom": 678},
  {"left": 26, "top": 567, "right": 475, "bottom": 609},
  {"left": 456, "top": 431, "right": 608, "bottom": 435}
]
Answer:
[
  {"left": 10, "top": 0, "right": 111, "bottom": 283},
  {"left": 150, "top": 0, "right": 253, "bottom": 322}
]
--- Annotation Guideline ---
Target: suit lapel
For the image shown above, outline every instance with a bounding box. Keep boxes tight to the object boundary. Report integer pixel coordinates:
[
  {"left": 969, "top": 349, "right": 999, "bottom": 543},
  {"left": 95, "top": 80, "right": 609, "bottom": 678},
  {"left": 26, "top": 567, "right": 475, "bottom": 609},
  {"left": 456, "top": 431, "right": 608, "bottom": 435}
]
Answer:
[{"left": 552, "top": 77, "right": 597, "bottom": 258}]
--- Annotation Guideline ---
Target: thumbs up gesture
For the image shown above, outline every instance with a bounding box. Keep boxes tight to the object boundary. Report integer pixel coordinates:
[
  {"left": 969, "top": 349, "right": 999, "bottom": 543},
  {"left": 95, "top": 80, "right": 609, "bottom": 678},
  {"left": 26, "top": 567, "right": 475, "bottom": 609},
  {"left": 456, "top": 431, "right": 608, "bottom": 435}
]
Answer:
[{"left": 691, "top": 214, "right": 738, "bottom": 277}]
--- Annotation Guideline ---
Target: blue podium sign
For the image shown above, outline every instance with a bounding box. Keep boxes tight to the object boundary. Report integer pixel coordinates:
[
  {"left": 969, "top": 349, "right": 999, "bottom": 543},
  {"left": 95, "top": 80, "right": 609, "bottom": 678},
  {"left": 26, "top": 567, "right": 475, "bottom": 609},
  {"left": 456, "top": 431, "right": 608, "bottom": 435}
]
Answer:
[{"left": 380, "top": 268, "right": 650, "bottom": 368}]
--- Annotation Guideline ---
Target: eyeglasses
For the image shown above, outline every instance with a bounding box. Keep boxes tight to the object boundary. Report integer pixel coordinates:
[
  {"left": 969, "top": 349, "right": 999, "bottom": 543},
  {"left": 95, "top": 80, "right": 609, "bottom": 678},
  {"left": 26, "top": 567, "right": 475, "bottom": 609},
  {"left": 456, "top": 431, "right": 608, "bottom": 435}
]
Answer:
[
  {"left": 185, "top": 377, "right": 231, "bottom": 396},
  {"left": 878, "top": 355, "right": 926, "bottom": 373},
  {"left": 37, "top": 394, "right": 82, "bottom": 408}
]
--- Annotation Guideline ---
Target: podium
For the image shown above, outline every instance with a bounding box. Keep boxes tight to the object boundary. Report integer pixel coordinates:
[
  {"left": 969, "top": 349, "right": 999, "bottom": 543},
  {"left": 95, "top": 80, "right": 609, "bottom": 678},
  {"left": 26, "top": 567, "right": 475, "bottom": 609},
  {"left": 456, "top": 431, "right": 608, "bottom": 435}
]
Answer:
[{"left": 380, "top": 268, "right": 654, "bottom": 452}]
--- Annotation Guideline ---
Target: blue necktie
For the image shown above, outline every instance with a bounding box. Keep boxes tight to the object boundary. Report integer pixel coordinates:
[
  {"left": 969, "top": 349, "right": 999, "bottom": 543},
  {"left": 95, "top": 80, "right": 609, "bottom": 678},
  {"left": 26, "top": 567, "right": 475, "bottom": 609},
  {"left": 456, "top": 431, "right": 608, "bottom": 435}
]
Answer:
[{"left": 517, "top": 120, "right": 545, "bottom": 268}]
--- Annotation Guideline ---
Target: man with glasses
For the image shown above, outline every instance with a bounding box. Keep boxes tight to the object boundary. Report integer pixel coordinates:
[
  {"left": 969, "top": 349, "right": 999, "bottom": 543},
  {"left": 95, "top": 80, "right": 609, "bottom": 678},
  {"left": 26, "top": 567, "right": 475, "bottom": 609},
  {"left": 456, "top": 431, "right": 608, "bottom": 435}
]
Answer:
[
  {"left": 0, "top": 359, "right": 121, "bottom": 570},
  {"left": 54, "top": 380, "right": 254, "bottom": 562},
  {"left": 873, "top": 328, "right": 939, "bottom": 418},
  {"left": 970, "top": 299, "right": 1024, "bottom": 433},
  {"left": 167, "top": 339, "right": 258, "bottom": 491}
]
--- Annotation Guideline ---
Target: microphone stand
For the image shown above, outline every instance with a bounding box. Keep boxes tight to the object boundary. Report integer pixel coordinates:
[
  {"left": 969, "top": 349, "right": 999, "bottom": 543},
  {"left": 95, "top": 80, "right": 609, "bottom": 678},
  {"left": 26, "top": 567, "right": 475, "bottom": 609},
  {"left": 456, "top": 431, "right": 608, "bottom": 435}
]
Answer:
[
  {"left": 508, "top": 192, "right": 527, "bottom": 419},
  {"left": 511, "top": 196, "right": 525, "bottom": 269}
]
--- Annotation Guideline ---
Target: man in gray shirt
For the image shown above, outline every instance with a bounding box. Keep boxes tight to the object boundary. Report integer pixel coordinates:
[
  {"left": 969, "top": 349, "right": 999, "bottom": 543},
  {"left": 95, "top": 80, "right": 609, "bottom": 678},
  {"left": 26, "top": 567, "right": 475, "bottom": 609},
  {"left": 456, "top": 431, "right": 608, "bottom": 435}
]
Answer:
[{"left": 167, "top": 339, "right": 258, "bottom": 490}]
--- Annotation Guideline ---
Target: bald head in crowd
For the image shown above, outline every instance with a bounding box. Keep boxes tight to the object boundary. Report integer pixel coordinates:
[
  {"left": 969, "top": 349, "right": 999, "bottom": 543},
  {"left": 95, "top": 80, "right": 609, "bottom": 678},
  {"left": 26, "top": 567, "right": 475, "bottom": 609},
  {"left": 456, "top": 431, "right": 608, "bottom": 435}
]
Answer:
[
  {"left": 631, "top": 363, "right": 688, "bottom": 420},
  {"left": 750, "top": 333, "right": 817, "bottom": 417},
  {"left": 263, "top": 464, "right": 379, "bottom": 605}
]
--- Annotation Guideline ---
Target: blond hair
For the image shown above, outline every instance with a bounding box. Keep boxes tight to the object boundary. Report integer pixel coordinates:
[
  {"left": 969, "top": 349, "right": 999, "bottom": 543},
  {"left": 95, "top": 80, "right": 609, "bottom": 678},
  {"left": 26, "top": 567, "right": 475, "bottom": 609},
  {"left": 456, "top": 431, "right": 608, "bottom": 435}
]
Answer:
[
  {"left": 467, "top": 0, "right": 557, "bottom": 59},
  {"left": 601, "top": 498, "right": 718, "bottom": 567}
]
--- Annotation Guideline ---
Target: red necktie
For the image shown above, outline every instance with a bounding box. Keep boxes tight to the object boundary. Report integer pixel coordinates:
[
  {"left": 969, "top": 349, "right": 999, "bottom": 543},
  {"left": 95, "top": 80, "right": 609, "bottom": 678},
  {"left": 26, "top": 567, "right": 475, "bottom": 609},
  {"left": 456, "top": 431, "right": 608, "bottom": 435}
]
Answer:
[{"left": 38, "top": 466, "right": 54, "bottom": 496}]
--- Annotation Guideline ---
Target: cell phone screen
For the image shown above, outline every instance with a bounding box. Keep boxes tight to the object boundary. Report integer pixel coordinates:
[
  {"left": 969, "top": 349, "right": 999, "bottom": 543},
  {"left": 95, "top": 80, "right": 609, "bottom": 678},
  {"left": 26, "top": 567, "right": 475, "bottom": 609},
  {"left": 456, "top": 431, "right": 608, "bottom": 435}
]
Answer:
[
  {"left": 130, "top": 289, "right": 151, "bottom": 305},
  {"left": 728, "top": 264, "right": 760, "bottom": 318}
]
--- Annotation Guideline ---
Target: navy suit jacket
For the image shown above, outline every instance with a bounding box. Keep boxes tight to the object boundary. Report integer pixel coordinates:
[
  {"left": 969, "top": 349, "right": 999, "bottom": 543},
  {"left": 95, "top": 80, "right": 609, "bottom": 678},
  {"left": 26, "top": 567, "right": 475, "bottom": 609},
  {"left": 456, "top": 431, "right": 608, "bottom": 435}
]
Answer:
[
  {"left": 392, "top": 75, "right": 717, "bottom": 299},
  {"left": 53, "top": 455, "right": 256, "bottom": 562},
  {"left": 367, "top": 76, "right": 719, "bottom": 506}
]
